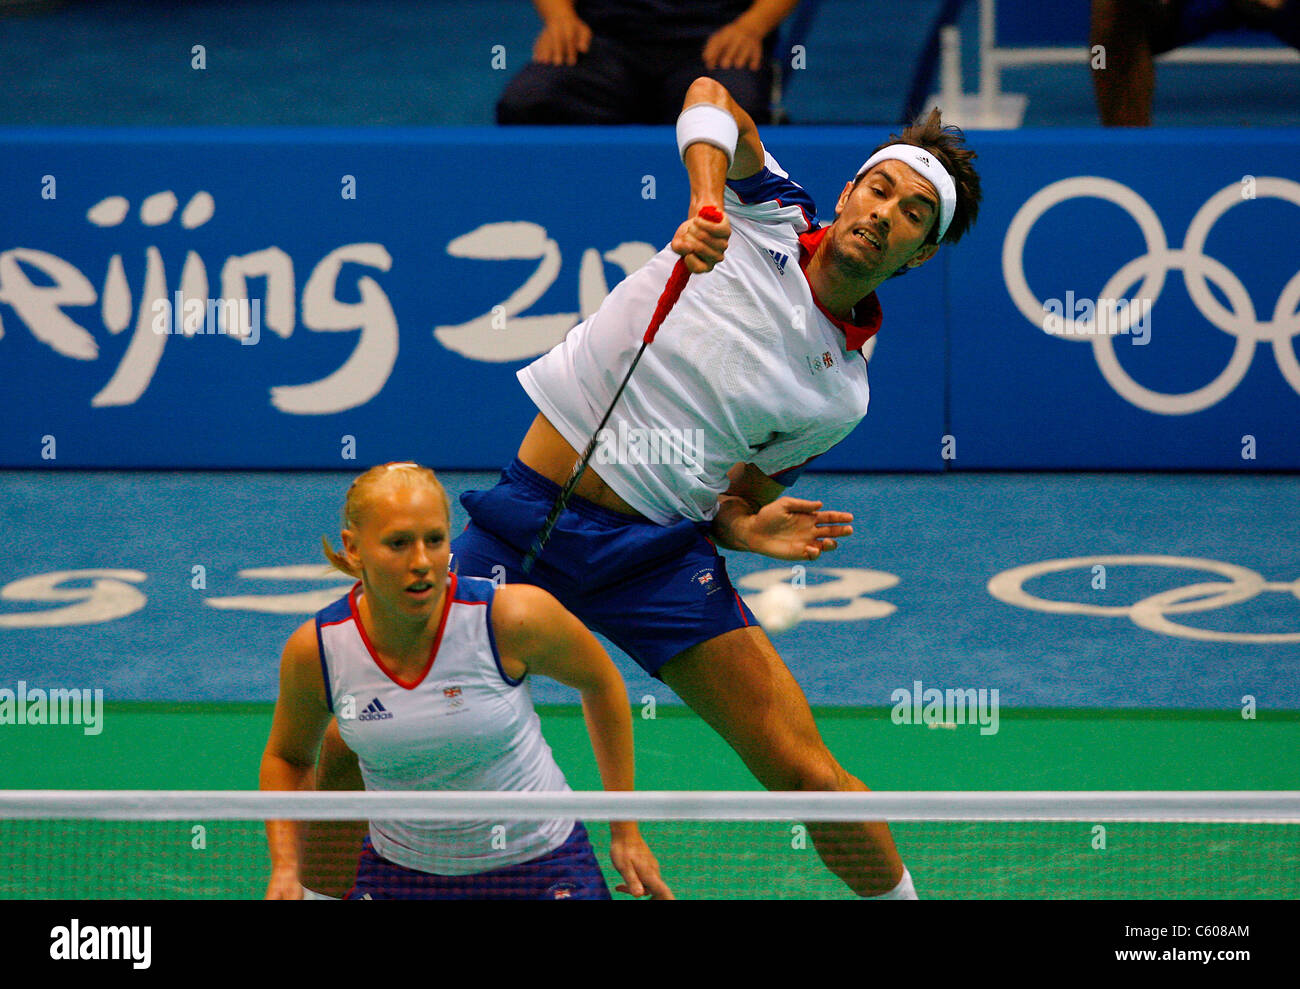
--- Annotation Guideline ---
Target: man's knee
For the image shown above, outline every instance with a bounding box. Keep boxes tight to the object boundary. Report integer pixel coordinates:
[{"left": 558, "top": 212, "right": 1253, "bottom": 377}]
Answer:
[{"left": 766, "top": 747, "right": 853, "bottom": 793}]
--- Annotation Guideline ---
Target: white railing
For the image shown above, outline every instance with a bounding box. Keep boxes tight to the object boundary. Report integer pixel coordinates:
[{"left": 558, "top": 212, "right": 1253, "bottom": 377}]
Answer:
[{"left": 933, "top": 0, "right": 1300, "bottom": 128}]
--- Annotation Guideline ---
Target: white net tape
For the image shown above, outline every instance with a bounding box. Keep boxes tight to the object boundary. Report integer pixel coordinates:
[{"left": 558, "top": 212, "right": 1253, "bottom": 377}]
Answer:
[{"left": 1, "top": 790, "right": 1297, "bottom": 821}]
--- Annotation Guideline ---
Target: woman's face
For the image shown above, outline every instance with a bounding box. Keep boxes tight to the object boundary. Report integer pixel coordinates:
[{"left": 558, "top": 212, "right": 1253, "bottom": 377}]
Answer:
[{"left": 343, "top": 482, "right": 452, "bottom": 621}]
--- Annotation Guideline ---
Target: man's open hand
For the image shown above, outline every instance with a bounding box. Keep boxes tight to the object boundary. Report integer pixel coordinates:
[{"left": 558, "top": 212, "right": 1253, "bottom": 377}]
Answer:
[{"left": 740, "top": 497, "right": 854, "bottom": 560}]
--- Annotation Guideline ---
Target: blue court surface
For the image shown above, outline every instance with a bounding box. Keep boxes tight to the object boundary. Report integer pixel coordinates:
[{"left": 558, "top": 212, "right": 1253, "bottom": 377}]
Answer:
[{"left": 1, "top": 469, "right": 1296, "bottom": 711}]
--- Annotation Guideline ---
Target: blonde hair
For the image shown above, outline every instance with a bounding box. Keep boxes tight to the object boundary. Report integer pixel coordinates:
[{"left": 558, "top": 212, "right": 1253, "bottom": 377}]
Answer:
[{"left": 322, "top": 462, "right": 453, "bottom": 578}]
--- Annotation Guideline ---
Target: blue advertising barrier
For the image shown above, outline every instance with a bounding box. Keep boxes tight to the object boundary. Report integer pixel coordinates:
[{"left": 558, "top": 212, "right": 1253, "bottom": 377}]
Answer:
[
  {"left": 948, "top": 128, "right": 1300, "bottom": 469},
  {"left": 1, "top": 127, "right": 1296, "bottom": 470},
  {"left": 0, "top": 126, "right": 944, "bottom": 471}
]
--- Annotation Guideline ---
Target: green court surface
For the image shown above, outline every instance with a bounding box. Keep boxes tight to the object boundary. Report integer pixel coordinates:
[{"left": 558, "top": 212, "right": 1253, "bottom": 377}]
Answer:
[{"left": 2, "top": 704, "right": 1297, "bottom": 899}]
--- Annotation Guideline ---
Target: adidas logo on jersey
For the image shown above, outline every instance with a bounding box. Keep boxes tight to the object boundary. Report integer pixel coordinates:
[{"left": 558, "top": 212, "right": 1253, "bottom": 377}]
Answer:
[
  {"left": 764, "top": 249, "right": 789, "bottom": 275},
  {"left": 358, "top": 698, "right": 394, "bottom": 722}
]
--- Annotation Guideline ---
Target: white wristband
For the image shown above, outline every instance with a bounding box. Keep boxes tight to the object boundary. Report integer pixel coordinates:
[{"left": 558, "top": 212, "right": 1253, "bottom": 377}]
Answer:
[{"left": 676, "top": 103, "right": 738, "bottom": 167}]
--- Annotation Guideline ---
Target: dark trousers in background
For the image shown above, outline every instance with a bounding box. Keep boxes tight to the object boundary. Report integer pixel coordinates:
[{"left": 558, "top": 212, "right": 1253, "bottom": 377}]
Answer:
[
  {"left": 1147, "top": 0, "right": 1300, "bottom": 54},
  {"left": 497, "top": 33, "right": 774, "bottom": 124}
]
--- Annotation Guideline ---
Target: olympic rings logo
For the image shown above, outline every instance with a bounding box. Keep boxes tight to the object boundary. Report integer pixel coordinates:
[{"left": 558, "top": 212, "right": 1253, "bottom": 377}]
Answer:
[
  {"left": 988, "top": 555, "right": 1300, "bottom": 643},
  {"left": 1002, "top": 177, "right": 1300, "bottom": 414}
]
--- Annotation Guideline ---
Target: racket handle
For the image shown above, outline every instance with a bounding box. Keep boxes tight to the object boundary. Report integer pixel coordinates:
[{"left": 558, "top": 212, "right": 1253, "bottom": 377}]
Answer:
[
  {"left": 522, "top": 205, "right": 722, "bottom": 573},
  {"left": 643, "top": 205, "right": 724, "bottom": 344}
]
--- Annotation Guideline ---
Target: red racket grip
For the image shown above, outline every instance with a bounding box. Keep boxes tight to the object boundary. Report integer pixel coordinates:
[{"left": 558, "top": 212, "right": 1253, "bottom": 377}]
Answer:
[{"left": 643, "top": 205, "right": 724, "bottom": 344}]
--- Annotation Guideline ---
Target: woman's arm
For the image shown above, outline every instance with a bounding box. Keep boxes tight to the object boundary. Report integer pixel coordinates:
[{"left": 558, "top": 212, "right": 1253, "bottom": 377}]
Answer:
[
  {"left": 493, "top": 584, "right": 673, "bottom": 899},
  {"left": 259, "top": 620, "right": 334, "bottom": 899}
]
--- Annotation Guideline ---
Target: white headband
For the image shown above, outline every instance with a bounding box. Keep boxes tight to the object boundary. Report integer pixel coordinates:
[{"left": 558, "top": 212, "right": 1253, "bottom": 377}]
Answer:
[{"left": 855, "top": 144, "right": 956, "bottom": 241}]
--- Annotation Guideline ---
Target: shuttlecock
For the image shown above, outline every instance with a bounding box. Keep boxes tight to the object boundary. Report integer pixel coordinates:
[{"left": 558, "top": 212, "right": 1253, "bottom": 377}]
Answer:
[{"left": 750, "top": 583, "right": 805, "bottom": 634}]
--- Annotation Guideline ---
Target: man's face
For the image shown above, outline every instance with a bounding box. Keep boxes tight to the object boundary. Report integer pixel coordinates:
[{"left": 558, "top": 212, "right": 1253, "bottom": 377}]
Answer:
[{"left": 824, "top": 159, "right": 941, "bottom": 281}]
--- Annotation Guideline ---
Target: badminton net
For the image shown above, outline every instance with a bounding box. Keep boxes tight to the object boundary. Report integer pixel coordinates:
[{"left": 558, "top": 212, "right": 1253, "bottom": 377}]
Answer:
[{"left": 0, "top": 790, "right": 1296, "bottom": 899}]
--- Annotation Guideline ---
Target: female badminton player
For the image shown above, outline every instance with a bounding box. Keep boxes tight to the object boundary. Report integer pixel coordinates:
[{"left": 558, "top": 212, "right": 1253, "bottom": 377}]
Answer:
[{"left": 259, "top": 462, "right": 671, "bottom": 900}]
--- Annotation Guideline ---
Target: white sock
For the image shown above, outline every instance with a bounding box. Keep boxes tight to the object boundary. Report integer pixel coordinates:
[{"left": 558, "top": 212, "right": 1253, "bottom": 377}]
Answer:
[{"left": 863, "top": 866, "right": 917, "bottom": 900}]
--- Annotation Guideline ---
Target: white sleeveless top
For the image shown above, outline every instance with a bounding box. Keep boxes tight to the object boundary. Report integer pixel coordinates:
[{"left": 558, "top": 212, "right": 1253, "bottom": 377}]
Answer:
[{"left": 316, "top": 574, "right": 574, "bottom": 875}]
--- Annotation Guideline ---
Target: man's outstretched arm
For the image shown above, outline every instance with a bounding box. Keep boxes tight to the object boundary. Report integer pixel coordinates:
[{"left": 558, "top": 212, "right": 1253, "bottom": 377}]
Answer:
[
  {"left": 671, "top": 77, "right": 767, "bottom": 273},
  {"left": 712, "top": 463, "right": 854, "bottom": 561}
]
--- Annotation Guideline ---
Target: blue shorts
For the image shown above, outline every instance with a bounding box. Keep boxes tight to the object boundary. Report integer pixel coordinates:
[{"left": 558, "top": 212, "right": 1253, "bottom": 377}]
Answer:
[
  {"left": 345, "top": 822, "right": 611, "bottom": 900},
  {"left": 451, "top": 459, "right": 757, "bottom": 678}
]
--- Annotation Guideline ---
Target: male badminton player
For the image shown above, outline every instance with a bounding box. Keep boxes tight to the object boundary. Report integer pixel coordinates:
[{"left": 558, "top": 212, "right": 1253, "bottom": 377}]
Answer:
[{"left": 322, "top": 77, "right": 982, "bottom": 898}]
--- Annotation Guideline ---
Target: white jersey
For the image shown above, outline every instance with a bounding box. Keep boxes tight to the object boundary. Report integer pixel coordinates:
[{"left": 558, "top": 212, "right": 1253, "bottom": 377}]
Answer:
[
  {"left": 316, "top": 574, "right": 573, "bottom": 876},
  {"left": 518, "top": 149, "right": 882, "bottom": 525}
]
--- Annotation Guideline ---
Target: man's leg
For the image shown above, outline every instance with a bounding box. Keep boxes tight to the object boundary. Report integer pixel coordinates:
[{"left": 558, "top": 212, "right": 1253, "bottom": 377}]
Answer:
[
  {"left": 1238, "top": 0, "right": 1300, "bottom": 48},
  {"left": 1091, "top": 0, "right": 1156, "bottom": 125},
  {"left": 496, "top": 33, "right": 641, "bottom": 123},
  {"left": 659, "top": 626, "right": 907, "bottom": 897},
  {"left": 659, "top": 54, "right": 774, "bottom": 124}
]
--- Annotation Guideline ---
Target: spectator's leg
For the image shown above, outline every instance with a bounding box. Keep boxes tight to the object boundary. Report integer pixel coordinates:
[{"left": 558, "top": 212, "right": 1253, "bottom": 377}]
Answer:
[
  {"left": 496, "top": 34, "right": 639, "bottom": 123},
  {"left": 1091, "top": 0, "right": 1156, "bottom": 126},
  {"left": 1163, "top": 0, "right": 1250, "bottom": 42},
  {"left": 658, "top": 47, "right": 774, "bottom": 124},
  {"left": 1235, "top": 0, "right": 1300, "bottom": 48},
  {"left": 1275, "top": 0, "right": 1300, "bottom": 48}
]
